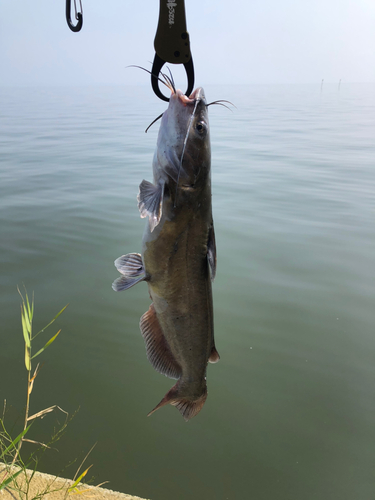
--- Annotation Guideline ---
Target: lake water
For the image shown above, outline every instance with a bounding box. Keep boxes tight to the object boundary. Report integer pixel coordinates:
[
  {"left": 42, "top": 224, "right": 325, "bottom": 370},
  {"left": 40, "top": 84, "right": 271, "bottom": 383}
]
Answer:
[{"left": 0, "top": 83, "right": 374, "bottom": 500}]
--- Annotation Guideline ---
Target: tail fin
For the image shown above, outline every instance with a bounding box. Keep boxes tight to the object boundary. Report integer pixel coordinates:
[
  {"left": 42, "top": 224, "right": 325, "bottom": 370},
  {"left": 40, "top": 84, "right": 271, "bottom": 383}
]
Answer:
[{"left": 147, "top": 381, "right": 208, "bottom": 422}]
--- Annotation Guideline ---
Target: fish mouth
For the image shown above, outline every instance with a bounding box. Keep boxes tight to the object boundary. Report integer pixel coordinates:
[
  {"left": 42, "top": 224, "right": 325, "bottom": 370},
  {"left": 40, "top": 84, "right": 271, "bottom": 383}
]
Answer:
[
  {"left": 189, "top": 87, "right": 205, "bottom": 101},
  {"left": 175, "top": 87, "right": 205, "bottom": 106}
]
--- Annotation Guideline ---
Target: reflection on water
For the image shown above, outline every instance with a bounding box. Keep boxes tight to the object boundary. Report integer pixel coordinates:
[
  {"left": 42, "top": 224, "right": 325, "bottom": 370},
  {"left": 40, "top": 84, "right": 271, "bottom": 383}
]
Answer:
[{"left": 0, "top": 84, "right": 374, "bottom": 500}]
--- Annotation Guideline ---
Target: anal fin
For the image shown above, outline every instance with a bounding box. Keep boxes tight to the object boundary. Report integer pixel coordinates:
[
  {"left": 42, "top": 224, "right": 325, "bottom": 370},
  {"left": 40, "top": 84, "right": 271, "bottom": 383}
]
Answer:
[{"left": 140, "top": 304, "right": 182, "bottom": 380}]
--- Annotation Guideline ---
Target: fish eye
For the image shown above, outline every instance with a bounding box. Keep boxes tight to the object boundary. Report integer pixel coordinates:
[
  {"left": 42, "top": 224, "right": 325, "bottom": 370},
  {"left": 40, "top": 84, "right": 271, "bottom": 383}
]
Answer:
[{"left": 195, "top": 121, "right": 207, "bottom": 135}]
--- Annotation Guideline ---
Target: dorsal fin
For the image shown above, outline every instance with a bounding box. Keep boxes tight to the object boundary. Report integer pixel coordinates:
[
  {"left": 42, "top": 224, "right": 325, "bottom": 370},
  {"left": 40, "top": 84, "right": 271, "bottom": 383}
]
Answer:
[{"left": 140, "top": 304, "right": 182, "bottom": 380}]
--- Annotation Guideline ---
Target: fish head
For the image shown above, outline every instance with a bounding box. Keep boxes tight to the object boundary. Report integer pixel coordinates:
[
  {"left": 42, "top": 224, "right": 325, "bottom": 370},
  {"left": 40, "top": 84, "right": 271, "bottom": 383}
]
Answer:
[{"left": 155, "top": 87, "right": 211, "bottom": 195}]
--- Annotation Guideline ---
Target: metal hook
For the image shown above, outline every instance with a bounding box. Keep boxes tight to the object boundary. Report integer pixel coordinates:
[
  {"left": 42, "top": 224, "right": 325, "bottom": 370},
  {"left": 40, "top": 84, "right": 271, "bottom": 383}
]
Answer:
[
  {"left": 66, "top": 0, "right": 83, "bottom": 32},
  {"left": 151, "top": 0, "right": 195, "bottom": 102},
  {"left": 151, "top": 54, "right": 194, "bottom": 102}
]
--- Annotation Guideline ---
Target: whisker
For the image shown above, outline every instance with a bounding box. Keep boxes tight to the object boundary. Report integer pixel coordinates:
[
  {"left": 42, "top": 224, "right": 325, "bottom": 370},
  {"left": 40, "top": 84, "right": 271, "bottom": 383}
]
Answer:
[
  {"left": 206, "top": 100, "right": 236, "bottom": 111},
  {"left": 126, "top": 65, "right": 174, "bottom": 93},
  {"left": 165, "top": 66, "right": 176, "bottom": 94},
  {"left": 160, "top": 71, "right": 175, "bottom": 94},
  {"left": 208, "top": 102, "right": 232, "bottom": 111},
  {"left": 145, "top": 113, "right": 164, "bottom": 133}
]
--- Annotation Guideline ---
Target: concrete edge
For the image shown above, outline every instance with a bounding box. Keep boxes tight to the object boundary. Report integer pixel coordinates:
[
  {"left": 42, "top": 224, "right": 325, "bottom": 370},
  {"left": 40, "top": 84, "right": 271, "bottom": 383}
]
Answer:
[{"left": 0, "top": 462, "right": 150, "bottom": 500}]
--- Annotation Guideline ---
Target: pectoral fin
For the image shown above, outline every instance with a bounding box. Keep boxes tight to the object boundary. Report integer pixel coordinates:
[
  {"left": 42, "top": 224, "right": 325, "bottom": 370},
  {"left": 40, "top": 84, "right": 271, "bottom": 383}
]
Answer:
[
  {"left": 112, "top": 253, "right": 146, "bottom": 291},
  {"left": 207, "top": 222, "right": 217, "bottom": 282},
  {"left": 140, "top": 304, "right": 182, "bottom": 380},
  {"left": 137, "top": 180, "right": 164, "bottom": 232}
]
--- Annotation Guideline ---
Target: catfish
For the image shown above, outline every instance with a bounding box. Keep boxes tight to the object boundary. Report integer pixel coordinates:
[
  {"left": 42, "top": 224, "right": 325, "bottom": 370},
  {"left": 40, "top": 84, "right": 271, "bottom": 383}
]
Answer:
[{"left": 113, "top": 85, "right": 219, "bottom": 421}]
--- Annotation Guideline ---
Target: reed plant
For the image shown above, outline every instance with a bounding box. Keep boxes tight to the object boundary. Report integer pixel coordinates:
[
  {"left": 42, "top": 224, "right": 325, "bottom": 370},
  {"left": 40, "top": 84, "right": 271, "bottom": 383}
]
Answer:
[{"left": 0, "top": 288, "right": 96, "bottom": 498}]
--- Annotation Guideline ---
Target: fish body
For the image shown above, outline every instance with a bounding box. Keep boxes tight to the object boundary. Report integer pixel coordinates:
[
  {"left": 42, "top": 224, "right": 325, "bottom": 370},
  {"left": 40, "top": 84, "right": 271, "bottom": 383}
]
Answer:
[{"left": 113, "top": 87, "right": 219, "bottom": 421}]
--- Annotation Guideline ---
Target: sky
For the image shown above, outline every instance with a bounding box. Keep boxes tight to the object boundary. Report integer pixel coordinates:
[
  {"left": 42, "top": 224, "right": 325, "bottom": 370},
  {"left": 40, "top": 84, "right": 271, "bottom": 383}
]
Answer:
[{"left": 1, "top": 0, "right": 375, "bottom": 87}]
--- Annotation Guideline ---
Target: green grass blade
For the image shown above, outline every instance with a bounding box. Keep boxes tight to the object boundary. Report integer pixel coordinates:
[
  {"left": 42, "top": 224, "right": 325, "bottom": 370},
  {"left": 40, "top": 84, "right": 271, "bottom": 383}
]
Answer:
[
  {"left": 0, "top": 425, "right": 31, "bottom": 460},
  {"left": 31, "top": 330, "right": 61, "bottom": 360},
  {"left": 31, "top": 292, "right": 34, "bottom": 320},
  {"left": 25, "top": 292, "right": 32, "bottom": 321},
  {"left": 23, "top": 304, "right": 32, "bottom": 336},
  {"left": 33, "top": 304, "right": 68, "bottom": 339},
  {"left": 0, "top": 467, "right": 24, "bottom": 491},
  {"left": 21, "top": 307, "right": 31, "bottom": 349},
  {"left": 25, "top": 345, "right": 31, "bottom": 371},
  {"left": 68, "top": 465, "right": 92, "bottom": 493}
]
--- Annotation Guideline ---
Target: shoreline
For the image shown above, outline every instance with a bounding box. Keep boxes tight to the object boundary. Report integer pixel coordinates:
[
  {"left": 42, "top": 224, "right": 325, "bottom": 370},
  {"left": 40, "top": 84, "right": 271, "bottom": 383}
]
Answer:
[{"left": 0, "top": 463, "right": 149, "bottom": 500}]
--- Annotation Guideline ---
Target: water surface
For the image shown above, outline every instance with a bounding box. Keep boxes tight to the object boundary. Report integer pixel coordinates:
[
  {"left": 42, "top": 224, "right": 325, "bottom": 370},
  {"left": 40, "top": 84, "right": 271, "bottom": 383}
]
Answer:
[{"left": 0, "top": 83, "right": 374, "bottom": 500}]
